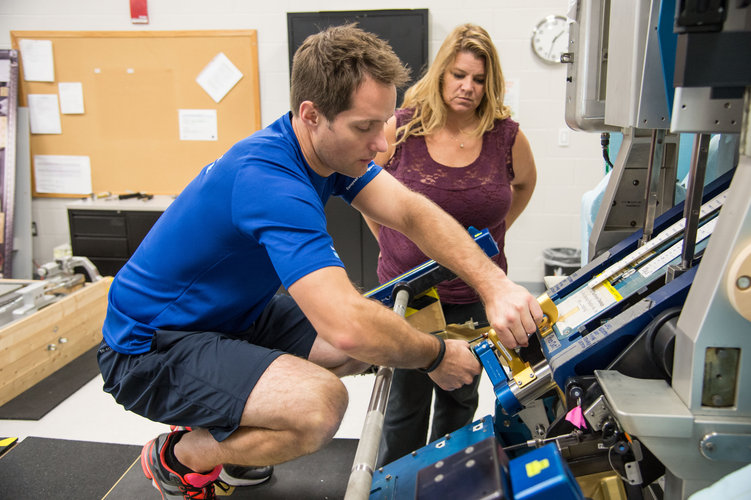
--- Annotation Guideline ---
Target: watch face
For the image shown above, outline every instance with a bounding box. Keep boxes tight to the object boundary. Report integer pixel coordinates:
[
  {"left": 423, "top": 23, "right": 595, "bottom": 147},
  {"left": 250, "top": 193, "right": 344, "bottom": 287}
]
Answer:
[{"left": 531, "top": 15, "right": 570, "bottom": 64}]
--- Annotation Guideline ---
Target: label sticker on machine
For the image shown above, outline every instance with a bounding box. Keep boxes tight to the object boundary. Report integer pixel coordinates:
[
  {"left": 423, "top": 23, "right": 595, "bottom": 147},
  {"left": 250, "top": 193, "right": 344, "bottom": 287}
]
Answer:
[
  {"left": 553, "top": 283, "right": 621, "bottom": 336},
  {"left": 543, "top": 331, "right": 562, "bottom": 352}
]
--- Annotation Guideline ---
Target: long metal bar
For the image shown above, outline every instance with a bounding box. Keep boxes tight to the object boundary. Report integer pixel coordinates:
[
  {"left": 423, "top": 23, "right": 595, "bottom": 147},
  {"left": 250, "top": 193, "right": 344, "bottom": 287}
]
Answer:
[
  {"left": 681, "top": 134, "right": 710, "bottom": 269},
  {"left": 344, "top": 288, "right": 410, "bottom": 500},
  {"left": 641, "top": 129, "right": 666, "bottom": 244}
]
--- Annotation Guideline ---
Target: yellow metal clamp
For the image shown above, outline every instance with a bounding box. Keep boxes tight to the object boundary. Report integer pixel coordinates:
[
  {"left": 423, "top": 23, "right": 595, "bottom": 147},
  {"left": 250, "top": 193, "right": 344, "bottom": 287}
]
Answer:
[{"left": 536, "top": 293, "right": 558, "bottom": 338}]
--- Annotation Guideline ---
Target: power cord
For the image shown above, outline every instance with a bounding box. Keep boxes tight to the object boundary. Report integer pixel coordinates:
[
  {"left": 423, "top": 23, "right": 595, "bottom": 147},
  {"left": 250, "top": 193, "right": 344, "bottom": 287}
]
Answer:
[{"left": 601, "top": 132, "right": 614, "bottom": 173}]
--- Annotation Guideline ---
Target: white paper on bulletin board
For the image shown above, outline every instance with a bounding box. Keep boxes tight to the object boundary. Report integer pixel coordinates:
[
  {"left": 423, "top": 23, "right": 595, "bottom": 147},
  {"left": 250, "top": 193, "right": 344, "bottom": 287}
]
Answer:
[
  {"left": 178, "top": 109, "right": 218, "bottom": 141},
  {"left": 28, "top": 94, "right": 62, "bottom": 134},
  {"left": 196, "top": 52, "right": 243, "bottom": 103},
  {"left": 18, "top": 39, "right": 55, "bottom": 82},
  {"left": 59, "top": 82, "right": 85, "bottom": 114},
  {"left": 34, "top": 155, "right": 92, "bottom": 194}
]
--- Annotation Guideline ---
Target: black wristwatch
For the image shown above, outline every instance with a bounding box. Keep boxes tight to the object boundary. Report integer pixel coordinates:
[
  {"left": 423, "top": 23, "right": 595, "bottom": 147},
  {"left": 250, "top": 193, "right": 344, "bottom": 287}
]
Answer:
[{"left": 418, "top": 335, "right": 446, "bottom": 373}]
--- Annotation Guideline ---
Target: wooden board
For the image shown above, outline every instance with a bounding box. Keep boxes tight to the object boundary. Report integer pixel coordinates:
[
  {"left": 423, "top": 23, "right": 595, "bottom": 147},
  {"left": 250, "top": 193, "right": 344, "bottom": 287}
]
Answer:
[
  {"left": 10, "top": 30, "right": 261, "bottom": 197},
  {"left": 0, "top": 278, "right": 111, "bottom": 406}
]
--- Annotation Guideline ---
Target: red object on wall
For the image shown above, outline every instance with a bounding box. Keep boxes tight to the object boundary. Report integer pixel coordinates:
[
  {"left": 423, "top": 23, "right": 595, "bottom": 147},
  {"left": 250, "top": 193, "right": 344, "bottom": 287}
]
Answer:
[{"left": 130, "top": 0, "right": 149, "bottom": 24}]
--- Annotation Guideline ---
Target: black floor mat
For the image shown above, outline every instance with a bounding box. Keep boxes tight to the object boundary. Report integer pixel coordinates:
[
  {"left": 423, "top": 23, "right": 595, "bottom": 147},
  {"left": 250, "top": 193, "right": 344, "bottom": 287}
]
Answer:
[
  {"left": 0, "top": 345, "right": 101, "bottom": 420},
  {"left": 106, "top": 438, "right": 360, "bottom": 499},
  {"left": 0, "top": 436, "right": 140, "bottom": 499}
]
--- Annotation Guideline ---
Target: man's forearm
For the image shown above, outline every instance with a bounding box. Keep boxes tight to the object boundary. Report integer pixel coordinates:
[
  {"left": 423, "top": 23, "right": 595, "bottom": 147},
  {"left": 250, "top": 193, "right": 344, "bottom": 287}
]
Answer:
[{"left": 345, "top": 297, "right": 442, "bottom": 369}]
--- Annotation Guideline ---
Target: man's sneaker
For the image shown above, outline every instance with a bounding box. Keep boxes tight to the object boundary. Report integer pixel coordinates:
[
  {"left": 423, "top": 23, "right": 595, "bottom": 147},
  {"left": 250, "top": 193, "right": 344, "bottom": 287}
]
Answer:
[
  {"left": 218, "top": 464, "right": 274, "bottom": 487},
  {"left": 141, "top": 432, "right": 222, "bottom": 499},
  {"left": 167, "top": 425, "right": 273, "bottom": 487}
]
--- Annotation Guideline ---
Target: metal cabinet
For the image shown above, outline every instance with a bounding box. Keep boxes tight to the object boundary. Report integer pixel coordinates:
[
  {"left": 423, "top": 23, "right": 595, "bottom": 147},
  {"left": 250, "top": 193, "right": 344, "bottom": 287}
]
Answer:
[{"left": 68, "top": 209, "right": 162, "bottom": 277}]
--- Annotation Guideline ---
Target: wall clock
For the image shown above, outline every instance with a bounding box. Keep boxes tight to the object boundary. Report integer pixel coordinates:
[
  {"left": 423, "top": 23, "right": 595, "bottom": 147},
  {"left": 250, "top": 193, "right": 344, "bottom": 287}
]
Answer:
[{"left": 531, "top": 15, "right": 570, "bottom": 64}]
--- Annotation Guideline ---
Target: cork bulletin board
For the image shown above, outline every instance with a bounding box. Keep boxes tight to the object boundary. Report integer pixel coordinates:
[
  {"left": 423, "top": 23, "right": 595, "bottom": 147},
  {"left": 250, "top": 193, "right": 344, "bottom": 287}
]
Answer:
[{"left": 10, "top": 30, "right": 261, "bottom": 197}]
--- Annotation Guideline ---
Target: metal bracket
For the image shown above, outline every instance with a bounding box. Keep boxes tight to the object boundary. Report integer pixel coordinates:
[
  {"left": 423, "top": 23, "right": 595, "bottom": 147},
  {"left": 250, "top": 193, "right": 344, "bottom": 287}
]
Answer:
[
  {"left": 625, "top": 461, "right": 643, "bottom": 485},
  {"left": 583, "top": 395, "right": 611, "bottom": 431},
  {"left": 513, "top": 366, "right": 537, "bottom": 389},
  {"left": 699, "top": 433, "right": 751, "bottom": 462}
]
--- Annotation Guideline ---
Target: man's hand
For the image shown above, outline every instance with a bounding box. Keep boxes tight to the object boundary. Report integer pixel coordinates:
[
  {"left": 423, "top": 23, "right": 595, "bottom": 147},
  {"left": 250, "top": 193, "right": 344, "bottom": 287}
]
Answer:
[
  {"left": 427, "top": 339, "right": 481, "bottom": 391},
  {"left": 485, "top": 279, "right": 543, "bottom": 349}
]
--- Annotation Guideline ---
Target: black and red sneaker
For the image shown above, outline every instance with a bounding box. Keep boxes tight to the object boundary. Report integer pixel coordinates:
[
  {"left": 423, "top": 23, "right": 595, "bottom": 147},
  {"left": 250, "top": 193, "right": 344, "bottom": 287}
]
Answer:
[
  {"left": 141, "top": 432, "right": 221, "bottom": 499},
  {"left": 168, "top": 425, "right": 273, "bottom": 488}
]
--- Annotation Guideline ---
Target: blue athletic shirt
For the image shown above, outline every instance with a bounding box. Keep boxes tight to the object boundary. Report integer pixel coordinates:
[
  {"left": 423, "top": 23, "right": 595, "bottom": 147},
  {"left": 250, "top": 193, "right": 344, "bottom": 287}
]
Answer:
[{"left": 102, "top": 112, "right": 381, "bottom": 354}]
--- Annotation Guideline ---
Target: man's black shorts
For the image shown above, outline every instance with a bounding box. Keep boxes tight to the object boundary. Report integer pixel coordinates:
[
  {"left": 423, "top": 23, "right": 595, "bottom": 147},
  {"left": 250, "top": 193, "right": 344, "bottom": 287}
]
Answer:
[{"left": 97, "top": 294, "right": 316, "bottom": 442}]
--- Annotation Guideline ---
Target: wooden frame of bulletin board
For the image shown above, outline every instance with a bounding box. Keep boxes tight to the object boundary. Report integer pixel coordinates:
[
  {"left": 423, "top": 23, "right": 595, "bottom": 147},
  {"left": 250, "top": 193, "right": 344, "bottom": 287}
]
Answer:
[{"left": 10, "top": 30, "right": 261, "bottom": 197}]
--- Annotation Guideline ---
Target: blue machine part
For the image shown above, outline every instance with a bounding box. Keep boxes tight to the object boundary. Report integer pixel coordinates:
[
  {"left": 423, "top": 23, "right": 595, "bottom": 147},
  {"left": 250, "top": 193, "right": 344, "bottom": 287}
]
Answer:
[
  {"left": 370, "top": 415, "right": 497, "bottom": 499},
  {"left": 370, "top": 417, "right": 584, "bottom": 500},
  {"left": 364, "top": 227, "right": 498, "bottom": 307},
  {"left": 474, "top": 340, "right": 522, "bottom": 416},
  {"left": 547, "top": 169, "right": 732, "bottom": 302},
  {"left": 542, "top": 204, "right": 717, "bottom": 387},
  {"left": 539, "top": 175, "right": 731, "bottom": 389},
  {"left": 544, "top": 265, "right": 696, "bottom": 388},
  {"left": 551, "top": 216, "right": 715, "bottom": 339},
  {"left": 472, "top": 173, "right": 733, "bottom": 418},
  {"left": 509, "top": 443, "right": 585, "bottom": 500}
]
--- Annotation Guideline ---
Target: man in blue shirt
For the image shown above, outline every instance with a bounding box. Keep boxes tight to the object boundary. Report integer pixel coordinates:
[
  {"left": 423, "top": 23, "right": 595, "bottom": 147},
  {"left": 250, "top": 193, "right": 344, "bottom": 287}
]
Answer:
[{"left": 98, "top": 24, "right": 542, "bottom": 499}]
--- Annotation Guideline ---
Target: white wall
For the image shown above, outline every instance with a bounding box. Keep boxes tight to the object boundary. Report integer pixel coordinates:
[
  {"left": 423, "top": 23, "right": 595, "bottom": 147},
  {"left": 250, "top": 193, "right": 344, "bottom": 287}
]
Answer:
[{"left": 0, "top": 0, "right": 606, "bottom": 282}]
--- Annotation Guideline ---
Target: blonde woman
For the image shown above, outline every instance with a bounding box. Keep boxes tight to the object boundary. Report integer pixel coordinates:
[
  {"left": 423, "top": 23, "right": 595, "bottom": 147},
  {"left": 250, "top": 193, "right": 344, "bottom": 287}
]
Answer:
[{"left": 365, "top": 23, "right": 538, "bottom": 466}]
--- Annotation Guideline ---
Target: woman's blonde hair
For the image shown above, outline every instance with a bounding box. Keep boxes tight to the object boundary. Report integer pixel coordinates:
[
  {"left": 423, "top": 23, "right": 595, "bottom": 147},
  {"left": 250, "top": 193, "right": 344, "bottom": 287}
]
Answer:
[{"left": 397, "top": 24, "right": 510, "bottom": 144}]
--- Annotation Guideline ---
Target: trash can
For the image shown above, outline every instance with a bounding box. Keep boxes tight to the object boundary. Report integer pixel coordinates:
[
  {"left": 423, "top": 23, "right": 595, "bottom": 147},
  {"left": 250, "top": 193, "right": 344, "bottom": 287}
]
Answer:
[{"left": 543, "top": 247, "right": 581, "bottom": 277}]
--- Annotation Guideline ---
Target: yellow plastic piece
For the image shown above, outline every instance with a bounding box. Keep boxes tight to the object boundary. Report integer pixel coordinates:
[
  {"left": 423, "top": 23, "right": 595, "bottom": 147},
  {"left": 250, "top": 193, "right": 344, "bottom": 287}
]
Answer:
[{"left": 525, "top": 458, "right": 550, "bottom": 477}]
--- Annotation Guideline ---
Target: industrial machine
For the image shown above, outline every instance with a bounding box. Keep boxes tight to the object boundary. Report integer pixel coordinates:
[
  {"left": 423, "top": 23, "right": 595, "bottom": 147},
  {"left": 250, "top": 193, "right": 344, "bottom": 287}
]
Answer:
[
  {"left": 345, "top": 1, "right": 751, "bottom": 499},
  {"left": 0, "top": 255, "right": 102, "bottom": 328}
]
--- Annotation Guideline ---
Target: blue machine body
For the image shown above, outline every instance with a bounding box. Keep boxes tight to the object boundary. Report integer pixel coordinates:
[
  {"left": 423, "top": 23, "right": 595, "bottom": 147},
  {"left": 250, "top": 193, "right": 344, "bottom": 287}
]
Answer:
[{"left": 370, "top": 416, "right": 584, "bottom": 500}]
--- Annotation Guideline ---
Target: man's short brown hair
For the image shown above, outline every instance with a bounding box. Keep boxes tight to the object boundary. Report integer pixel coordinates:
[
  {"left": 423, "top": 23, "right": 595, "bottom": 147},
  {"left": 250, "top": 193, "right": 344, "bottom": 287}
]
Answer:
[{"left": 290, "top": 24, "right": 410, "bottom": 120}]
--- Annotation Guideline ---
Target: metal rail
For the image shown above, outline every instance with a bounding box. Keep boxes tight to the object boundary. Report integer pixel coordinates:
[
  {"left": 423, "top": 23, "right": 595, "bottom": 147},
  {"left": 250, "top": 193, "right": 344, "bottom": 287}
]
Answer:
[{"left": 344, "top": 288, "right": 410, "bottom": 500}]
